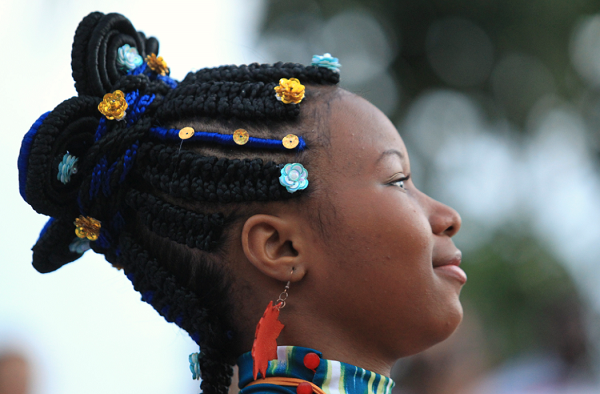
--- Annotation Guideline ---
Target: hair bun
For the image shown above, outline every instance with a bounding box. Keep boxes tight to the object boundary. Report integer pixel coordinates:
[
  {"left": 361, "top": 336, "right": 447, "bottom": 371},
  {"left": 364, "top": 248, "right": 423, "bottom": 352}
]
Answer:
[
  {"left": 18, "top": 96, "right": 100, "bottom": 218},
  {"left": 71, "top": 12, "right": 160, "bottom": 97}
]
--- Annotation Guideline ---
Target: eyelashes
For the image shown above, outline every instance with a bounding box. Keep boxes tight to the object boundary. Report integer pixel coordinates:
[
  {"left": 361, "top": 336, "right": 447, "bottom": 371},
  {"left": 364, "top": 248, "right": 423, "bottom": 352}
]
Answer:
[{"left": 388, "top": 173, "right": 410, "bottom": 190}]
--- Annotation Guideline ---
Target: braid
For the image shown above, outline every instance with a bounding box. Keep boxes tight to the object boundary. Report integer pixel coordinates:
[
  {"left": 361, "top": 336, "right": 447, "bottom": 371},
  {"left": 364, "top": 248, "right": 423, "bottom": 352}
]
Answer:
[
  {"left": 18, "top": 11, "right": 339, "bottom": 394},
  {"left": 119, "top": 230, "right": 238, "bottom": 394},
  {"left": 157, "top": 81, "right": 300, "bottom": 121},
  {"left": 125, "top": 190, "right": 228, "bottom": 251},
  {"left": 200, "top": 348, "right": 234, "bottom": 394},
  {"left": 135, "top": 143, "right": 291, "bottom": 203},
  {"left": 179, "top": 62, "right": 339, "bottom": 85}
]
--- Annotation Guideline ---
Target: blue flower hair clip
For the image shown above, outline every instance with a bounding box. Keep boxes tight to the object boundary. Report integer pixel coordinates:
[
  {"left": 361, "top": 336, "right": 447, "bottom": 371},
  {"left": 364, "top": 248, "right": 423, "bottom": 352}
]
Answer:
[
  {"left": 279, "top": 163, "right": 309, "bottom": 193},
  {"left": 57, "top": 152, "right": 78, "bottom": 184},
  {"left": 312, "top": 53, "right": 341, "bottom": 73},
  {"left": 69, "top": 237, "right": 91, "bottom": 254},
  {"left": 116, "top": 44, "right": 143, "bottom": 72},
  {"left": 189, "top": 352, "right": 202, "bottom": 380}
]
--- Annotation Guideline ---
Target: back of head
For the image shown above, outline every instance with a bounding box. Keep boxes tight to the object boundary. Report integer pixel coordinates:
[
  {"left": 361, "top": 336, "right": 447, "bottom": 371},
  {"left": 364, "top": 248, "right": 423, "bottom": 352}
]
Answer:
[{"left": 17, "top": 11, "right": 340, "bottom": 394}]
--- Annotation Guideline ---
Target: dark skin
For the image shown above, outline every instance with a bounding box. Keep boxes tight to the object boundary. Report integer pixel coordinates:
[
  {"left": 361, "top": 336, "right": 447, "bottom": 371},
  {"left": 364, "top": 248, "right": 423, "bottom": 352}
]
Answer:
[{"left": 229, "top": 90, "right": 464, "bottom": 377}]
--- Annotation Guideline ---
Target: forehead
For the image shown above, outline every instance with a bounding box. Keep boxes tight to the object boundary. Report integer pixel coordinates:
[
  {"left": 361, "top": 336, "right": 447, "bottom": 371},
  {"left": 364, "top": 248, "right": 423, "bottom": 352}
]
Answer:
[{"left": 325, "top": 93, "right": 408, "bottom": 173}]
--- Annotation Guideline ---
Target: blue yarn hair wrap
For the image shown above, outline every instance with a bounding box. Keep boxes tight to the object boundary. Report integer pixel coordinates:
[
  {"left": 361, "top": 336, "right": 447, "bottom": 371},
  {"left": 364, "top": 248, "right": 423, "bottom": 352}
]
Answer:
[
  {"left": 18, "top": 112, "right": 51, "bottom": 202},
  {"left": 149, "top": 127, "right": 307, "bottom": 151}
]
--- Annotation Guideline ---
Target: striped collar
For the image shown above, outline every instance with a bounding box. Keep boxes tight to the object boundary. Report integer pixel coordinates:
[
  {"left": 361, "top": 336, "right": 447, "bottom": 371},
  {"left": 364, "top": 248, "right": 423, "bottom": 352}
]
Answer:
[{"left": 237, "top": 346, "right": 395, "bottom": 394}]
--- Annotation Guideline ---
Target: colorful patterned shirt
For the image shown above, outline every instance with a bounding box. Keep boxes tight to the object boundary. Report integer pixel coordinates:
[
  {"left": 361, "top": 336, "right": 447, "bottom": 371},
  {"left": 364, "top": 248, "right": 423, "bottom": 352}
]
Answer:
[{"left": 238, "top": 346, "right": 395, "bottom": 394}]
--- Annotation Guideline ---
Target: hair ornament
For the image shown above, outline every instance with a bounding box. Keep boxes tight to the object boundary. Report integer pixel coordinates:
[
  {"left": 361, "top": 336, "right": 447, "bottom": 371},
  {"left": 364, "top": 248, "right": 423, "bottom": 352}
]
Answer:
[
  {"left": 178, "top": 127, "right": 195, "bottom": 140},
  {"left": 57, "top": 153, "right": 78, "bottom": 184},
  {"left": 116, "top": 44, "right": 143, "bottom": 72},
  {"left": 311, "top": 53, "right": 341, "bottom": 73},
  {"left": 98, "top": 90, "right": 128, "bottom": 120},
  {"left": 279, "top": 163, "right": 308, "bottom": 193},
  {"left": 145, "top": 53, "right": 169, "bottom": 76},
  {"left": 177, "top": 126, "right": 195, "bottom": 153},
  {"left": 189, "top": 352, "right": 202, "bottom": 380},
  {"left": 74, "top": 216, "right": 101, "bottom": 241},
  {"left": 69, "top": 237, "right": 91, "bottom": 254},
  {"left": 274, "top": 78, "right": 305, "bottom": 104},
  {"left": 282, "top": 134, "right": 299, "bottom": 149},
  {"left": 233, "top": 129, "right": 250, "bottom": 145},
  {"left": 149, "top": 126, "right": 307, "bottom": 151}
]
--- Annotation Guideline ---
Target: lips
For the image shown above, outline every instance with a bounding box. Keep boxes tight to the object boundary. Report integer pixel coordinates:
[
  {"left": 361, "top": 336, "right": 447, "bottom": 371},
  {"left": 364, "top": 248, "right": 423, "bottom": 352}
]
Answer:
[{"left": 433, "top": 250, "right": 467, "bottom": 284}]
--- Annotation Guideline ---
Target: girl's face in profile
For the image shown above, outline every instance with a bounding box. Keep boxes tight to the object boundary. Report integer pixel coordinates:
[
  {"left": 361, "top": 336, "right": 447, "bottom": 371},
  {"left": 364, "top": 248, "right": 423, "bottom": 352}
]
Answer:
[{"left": 300, "top": 92, "right": 465, "bottom": 368}]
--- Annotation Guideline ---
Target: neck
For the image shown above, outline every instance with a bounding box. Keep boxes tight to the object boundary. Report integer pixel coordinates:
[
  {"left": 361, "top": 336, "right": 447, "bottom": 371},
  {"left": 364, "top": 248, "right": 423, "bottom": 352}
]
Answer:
[
  {"left": 236, "top": 307, "right": 395, "bottom": 377},
  {"left": 277, "top": 317, "right": 394, "bottom": 377}
]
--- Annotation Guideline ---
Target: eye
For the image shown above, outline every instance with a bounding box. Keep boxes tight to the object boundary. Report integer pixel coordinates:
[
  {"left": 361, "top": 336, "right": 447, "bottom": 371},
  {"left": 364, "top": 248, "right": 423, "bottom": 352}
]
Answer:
[
  {"left": 393, "top": 179, "right": 405, "bottom": 189},
  {"left": 389, "top": 174, "right": 410, "bottom": 190}
]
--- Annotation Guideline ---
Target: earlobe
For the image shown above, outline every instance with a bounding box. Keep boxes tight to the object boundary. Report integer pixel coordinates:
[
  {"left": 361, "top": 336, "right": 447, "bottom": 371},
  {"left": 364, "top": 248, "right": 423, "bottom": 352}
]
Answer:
[{"left": 241, "top": 214, "right": 307, "bottom": 282}]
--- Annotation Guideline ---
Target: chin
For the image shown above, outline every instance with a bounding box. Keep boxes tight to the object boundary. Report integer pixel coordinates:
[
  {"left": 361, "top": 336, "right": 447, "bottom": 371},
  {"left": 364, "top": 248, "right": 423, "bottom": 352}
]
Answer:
[
  {"left": 395, "top": 300, "right": 464, "bottom": 359},
  {"left": 426, "top": 299, "right": 464, "bottom": 350}
]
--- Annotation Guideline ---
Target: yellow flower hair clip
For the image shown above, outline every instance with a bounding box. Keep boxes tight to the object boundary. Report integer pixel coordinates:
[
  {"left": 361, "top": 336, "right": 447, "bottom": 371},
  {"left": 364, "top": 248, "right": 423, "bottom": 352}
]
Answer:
[
  {"left": 146, "top": 53, "right": 169, "bottom": 76},
  {"left": 74, "top": 216, "right": 101, "bottom": 241},
  {"left": 98, "top": 90, "right": 128, "bottom": 120},
  {"left": 274, "top": 78, "right": 305, "bottom": 104}
]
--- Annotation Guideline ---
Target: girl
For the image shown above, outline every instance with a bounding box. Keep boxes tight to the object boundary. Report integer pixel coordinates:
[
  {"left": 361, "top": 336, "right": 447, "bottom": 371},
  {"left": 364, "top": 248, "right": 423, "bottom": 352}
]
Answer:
[{"left": 18, "top": 12, "right": 465, "bottom": 394}]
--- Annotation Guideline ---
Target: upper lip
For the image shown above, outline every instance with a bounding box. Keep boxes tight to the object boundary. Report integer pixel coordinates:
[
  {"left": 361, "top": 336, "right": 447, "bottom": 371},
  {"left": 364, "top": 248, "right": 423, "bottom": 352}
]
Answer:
[{"left": 432, "top": 250, "right": 462, "bottom": 268}]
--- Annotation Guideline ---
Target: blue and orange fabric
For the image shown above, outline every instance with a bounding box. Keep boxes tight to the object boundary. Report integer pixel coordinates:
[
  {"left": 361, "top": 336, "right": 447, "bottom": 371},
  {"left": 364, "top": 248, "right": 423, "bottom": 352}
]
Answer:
[{"left": 238, "top": 346, "right": 395, "bottom": 394}]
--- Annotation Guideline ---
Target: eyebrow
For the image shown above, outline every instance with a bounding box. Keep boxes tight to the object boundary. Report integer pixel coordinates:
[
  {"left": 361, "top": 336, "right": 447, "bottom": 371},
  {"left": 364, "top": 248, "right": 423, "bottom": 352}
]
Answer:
[{"left": 375, "top": 149, "right": 404, "bottom": 165}]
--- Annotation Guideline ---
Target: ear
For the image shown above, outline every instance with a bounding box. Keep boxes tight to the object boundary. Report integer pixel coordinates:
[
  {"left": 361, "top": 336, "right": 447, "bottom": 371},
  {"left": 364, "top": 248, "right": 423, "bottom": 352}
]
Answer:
[{"left": 241, "top": 214, "right": 307, "bottom": 282}]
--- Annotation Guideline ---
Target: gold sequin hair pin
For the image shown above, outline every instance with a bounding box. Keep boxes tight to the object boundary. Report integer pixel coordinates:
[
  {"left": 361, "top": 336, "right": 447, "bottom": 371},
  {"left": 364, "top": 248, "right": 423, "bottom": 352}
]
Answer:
[{"left": 151, "top": 127, "right": 306, "bottom": 151}]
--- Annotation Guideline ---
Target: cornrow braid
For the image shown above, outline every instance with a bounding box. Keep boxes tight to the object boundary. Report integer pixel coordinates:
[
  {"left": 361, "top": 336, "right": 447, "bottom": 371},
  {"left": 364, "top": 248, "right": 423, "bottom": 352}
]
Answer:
[
  {"left": 179, "top": 62, "right": 339, "bottom": 85},
  {"left": 135, "top": 143, "right": 290, "bottom": 203},
  {"left": 125, "top": 190, "right": 228, "bottom": 252},
  {"left": 157, "top": 62, "right": 339, "bottom": 122},
  {"left": 117, "top": 234, "right": 209, "bottom": 340},
  {"left": 18, "top": 11, "right": 339, "bottom": 394},
  {"left": 157, "top": 81, "right": 299, "bottom": 121}
]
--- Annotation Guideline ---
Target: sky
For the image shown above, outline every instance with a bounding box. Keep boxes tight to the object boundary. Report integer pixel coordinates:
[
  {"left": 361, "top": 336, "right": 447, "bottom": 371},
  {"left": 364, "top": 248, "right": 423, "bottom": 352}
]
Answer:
[{"left": 0, "top": 1, "right": 264, "bottom": 393}]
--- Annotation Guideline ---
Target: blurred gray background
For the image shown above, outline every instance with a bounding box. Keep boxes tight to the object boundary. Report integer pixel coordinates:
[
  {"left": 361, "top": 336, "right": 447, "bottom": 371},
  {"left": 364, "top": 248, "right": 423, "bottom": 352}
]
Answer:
[{"left": 2, "top": 0, "right": 600, "bottom": 393}]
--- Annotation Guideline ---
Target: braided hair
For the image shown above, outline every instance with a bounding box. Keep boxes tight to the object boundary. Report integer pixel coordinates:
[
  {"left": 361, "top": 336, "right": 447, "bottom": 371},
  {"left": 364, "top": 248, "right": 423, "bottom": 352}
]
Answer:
[{"left": 17, "top": 12, "right": 339, "bottom": 394}]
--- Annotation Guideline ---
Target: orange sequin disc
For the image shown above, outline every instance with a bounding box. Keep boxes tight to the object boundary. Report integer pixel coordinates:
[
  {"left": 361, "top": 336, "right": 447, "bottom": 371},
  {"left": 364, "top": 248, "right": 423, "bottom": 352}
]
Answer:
[
  {"left": 282, "top": 134, "right": 299, "bottom": 149},
  {"left": 179, "top": 127, "right": 195, "bottom": 139},
  {"left": 233, "top": 129, "right": 250, "bottom": 145}
]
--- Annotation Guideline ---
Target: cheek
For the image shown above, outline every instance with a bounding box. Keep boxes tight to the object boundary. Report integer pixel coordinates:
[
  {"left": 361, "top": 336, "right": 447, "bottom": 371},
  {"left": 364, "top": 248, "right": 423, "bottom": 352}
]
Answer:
[
  {"left": 313, "top": 186, "right": 436, "bottom": 319},
  {"left": 329, "top": 187, "right": 432, "bottom": 267}
]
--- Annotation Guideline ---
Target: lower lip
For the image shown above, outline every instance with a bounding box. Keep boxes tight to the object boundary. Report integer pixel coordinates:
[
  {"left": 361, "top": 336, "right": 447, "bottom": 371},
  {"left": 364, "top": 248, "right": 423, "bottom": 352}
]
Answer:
[{"left": 434, "top": 265, "right": 467, "bottom": 284}]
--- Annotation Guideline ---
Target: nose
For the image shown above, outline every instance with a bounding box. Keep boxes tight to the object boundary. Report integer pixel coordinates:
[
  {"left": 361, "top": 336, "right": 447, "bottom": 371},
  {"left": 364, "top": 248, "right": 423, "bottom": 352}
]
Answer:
[{"left": 425, "top": 195, "right": 462, "bottom": 237}]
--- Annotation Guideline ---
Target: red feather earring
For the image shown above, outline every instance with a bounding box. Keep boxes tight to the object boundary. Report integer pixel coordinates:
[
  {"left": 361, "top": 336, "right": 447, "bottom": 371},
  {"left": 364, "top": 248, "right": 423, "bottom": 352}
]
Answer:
[{"left": 251, "top": 269, "right": 294, "bottom": 380}]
